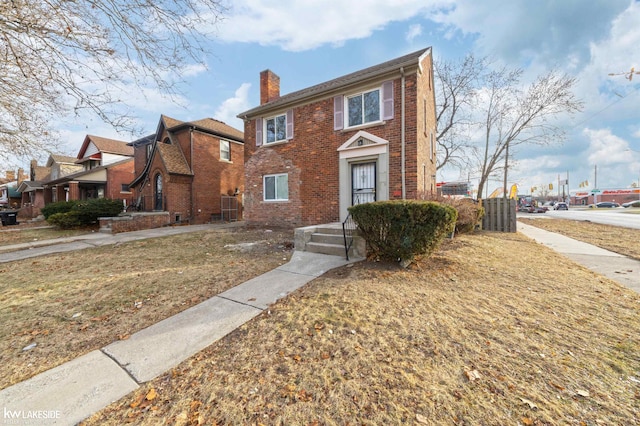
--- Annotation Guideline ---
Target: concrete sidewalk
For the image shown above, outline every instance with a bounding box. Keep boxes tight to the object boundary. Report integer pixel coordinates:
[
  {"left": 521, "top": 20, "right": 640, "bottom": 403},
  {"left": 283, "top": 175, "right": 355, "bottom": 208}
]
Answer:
[
  {"left": 0, "top": 250, "right": 354, "bottom": 425},
  {"left": 518, "top": 222, "right": 640, "bottom": 293}
]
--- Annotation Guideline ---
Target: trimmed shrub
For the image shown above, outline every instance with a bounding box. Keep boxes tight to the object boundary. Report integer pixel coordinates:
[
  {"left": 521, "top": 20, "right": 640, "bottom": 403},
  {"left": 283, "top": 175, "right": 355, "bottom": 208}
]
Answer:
[
  {"left": 349, "top": 200, "right": 457, "bottom": 264},
  {"left": 73, "top": 198, "right": 123, "bottom": 224},
  {"left": 45, "top": 198, "right": 123, "bottom": 228},
  {"left": 41, "top": 200, "right": 78, "bottom": 219},
  {"left": 47, "top": 211, "right": 83, "bottom": 228}
]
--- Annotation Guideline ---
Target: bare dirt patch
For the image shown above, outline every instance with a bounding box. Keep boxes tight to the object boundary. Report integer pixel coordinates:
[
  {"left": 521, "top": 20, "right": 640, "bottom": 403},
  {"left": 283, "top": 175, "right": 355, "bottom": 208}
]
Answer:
[
  {"left": 0, "top": 227, "right": 293, "bottom": 390},
  {"left": 84, "top": 231, "right": 640, "bottom": 425},
  {"left": 0, "top": 226, "right": 94, "bottom": 248}
]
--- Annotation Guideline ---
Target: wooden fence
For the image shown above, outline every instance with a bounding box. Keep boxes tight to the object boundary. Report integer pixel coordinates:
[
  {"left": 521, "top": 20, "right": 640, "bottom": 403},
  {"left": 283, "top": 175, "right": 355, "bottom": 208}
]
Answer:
[{"left": 482, "top": 198, "right": 516, "bottom": 232}]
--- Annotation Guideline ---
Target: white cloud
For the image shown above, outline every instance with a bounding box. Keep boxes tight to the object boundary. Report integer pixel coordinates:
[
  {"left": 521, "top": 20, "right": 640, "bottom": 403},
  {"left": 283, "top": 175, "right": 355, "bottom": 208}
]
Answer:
[
  {"left": 584, "top": 127, "right": 630, "bottom": 166},
  {"left": 214, "top": 83, "right": 252, "bottom": 130},
  {"left": 216, "top": 0, "right": 441, "bottom": 51},
  {"left": 405, "top": 24, "right": 423, "bottom": 43}
]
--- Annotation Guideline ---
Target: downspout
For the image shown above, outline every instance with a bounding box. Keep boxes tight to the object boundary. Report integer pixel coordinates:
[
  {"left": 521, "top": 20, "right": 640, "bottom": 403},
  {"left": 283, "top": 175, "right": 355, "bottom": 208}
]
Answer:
[
  {"left": 190, "top": 127, "right": 195, "bottom": 223},
  {"left": 400, "top": 66, "right": 406, "bottom": 199}
]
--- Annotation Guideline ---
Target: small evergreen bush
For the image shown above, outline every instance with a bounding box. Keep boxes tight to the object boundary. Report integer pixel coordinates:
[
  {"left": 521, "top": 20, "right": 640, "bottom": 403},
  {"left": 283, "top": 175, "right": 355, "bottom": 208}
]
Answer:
[
  {"left": 47, "top": 211, "right": 83, "bottom": 228},
  {"left": 41, "top": 200, "right": 78, "bottom": 219},
  {"left": 349, "top": 200, "right": 457, "bottom": 265},
  {"left": 45, "top": 198, "right": 123, "bottom": 228}
]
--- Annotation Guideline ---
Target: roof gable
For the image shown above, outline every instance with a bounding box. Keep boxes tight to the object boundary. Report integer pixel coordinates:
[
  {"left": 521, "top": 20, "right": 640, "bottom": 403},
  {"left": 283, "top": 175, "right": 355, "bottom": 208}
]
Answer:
[{"left": 77, "top": 135, "right": 133, "bottom": 159}]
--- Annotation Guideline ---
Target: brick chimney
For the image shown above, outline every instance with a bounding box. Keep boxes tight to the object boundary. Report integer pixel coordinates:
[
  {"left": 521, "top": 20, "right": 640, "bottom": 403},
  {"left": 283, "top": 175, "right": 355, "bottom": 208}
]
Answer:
[
  {"left": 260, "top": 70, "right": 280, "bottom": 105},
  {"left": 17, "top": 168, "right": 27, "bottom": 185}
]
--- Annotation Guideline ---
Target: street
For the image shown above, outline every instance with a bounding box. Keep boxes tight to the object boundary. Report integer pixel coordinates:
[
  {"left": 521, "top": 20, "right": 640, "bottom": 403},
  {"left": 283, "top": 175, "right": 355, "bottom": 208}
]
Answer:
[{"left": 519, "top": 208, "right": 640, "bottom": 230}]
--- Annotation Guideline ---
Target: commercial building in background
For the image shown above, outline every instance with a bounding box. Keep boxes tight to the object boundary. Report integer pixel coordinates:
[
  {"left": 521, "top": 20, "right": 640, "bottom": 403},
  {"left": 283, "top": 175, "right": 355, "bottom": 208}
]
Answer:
[{"left": 571, "top": 188, "right": 640, "bottom": 205}]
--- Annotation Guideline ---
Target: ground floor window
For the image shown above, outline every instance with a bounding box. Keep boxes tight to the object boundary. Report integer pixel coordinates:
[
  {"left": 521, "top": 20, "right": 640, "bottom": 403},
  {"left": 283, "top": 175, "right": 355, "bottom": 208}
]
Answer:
[{"left": 264, "top": 173, "right": 288, "bottom": 201}]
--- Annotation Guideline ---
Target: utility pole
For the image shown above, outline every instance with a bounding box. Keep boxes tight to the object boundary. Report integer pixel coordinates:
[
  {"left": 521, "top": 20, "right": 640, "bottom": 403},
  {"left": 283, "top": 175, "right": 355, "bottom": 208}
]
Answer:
[{"left": 594, "top": 164, "right": 598, "bottom": 204}]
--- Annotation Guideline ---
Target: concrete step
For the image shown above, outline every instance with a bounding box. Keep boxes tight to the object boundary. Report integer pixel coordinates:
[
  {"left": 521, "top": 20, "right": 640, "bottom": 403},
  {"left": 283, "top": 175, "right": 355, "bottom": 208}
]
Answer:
[
  {"left": 313, "top": 225, "right": 344, "bottom": 236},
  {"left": 305, "top": 241, "right": 348, "bottom": 257},
  {"left": 310, "top": 232, "right": 345, "bottom": 245}
]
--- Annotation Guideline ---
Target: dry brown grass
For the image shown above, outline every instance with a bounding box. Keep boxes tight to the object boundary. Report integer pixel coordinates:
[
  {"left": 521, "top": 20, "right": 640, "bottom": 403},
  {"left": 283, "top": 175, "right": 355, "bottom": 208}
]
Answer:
[
  {"left": 82, "top": 230, "right": 640, "bottom": 425},
  {"left": 519, "top": 217, "right": 640, "bottom": 261},
  {"left": 0, "top": 226, "right": 93, "bottom": 248},
  {"left": 0, "top": 227, "right": 293, "bottom": 390}
]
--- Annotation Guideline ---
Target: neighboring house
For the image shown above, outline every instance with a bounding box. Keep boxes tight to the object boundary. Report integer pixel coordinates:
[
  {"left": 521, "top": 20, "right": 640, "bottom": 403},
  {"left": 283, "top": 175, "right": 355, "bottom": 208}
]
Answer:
[
  {"left": 0, "top": 169, "right": 28, "bottom": 208},
  {"left": 128, "top": 115, "right": 244, "bottom": 224},
  {"left": 238, "top": 47, "right": 437, "bottom": 227},
  {"left": 17, "top": 159, "right": 55, "bottom": 217},
  {"left": 43, "top": 135, "right": 134, "bottom": 203}
]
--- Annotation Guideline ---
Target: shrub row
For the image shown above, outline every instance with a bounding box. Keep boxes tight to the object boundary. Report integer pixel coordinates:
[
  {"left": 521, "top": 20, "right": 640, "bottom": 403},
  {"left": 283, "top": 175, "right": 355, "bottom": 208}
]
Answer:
[
  {"left": 349, "top": 200, "right": 458, "bottom": 265},
  {"left": 45, "top": 198, "right": 124, "bottom": 229}
]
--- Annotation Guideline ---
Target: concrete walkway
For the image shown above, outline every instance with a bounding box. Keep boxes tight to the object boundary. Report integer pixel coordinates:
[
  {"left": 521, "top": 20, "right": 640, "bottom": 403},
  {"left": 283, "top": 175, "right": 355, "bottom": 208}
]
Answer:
[
  {"left": 0, "top": 245, "right": 353, "bottom": 425},
  {"left": 518, "top": 222, "right": 640, "bottom": 292}
]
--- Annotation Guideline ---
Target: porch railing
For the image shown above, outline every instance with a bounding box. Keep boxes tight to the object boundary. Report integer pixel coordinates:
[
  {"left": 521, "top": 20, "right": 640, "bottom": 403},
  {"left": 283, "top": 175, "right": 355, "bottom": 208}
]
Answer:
[{"left": 342, "top": 211, "right": 357, "bottom": 261}]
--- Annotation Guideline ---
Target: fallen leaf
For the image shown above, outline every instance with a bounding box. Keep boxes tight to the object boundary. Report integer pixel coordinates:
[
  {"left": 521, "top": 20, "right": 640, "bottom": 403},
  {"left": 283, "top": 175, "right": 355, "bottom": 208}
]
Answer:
[
  {"left": 118, "top": 334, "right": 130, "bottom": 340},
  {"left": 550, "top": 381, "right": 565, "bottom": 391},
  {"left": 520, "top": 397, "right": 538, "bottom": 409},
  {"left": 522, "top": 417, "right": 533, "bottom": 425},
  {"left": 314, "top": 323, "right": 325, "bottom": 331},
  {"left": 321, "top": 352, "right": 330, "bottom": 360},
  {"left": 576, "top": 389, "right": 590, "bottom": 397},
  {"left": 146, "top": 388, "right": 157, "bottom": 401},
  {"left": 130, "top": 393, "right": 145, "bottom": 408},
  {"left": 292, "top": 354, "right": 302, "bottom": 363}
]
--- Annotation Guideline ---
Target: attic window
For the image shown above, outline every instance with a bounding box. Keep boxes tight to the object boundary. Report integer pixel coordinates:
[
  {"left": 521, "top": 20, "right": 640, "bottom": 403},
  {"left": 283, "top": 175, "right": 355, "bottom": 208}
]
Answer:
[{"left": 163, "top": 138, "right": 170, "bottom": 144}]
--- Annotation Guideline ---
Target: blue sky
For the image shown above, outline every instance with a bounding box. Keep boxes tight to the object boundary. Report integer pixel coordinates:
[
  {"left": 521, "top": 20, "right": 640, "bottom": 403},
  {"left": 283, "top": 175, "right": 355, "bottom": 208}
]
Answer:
[{"left": 57, "top": 0, "right": 639, "bottom": 196}]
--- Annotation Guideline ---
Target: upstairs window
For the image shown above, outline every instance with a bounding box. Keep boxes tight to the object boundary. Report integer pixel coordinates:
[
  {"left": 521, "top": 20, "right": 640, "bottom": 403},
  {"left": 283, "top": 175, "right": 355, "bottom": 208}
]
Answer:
[
  {"left": 334, "top": 81, "right": 393, "bottom": 131},
  {"left": 220, "top": 140, "right": 231, "bottom": 161},
  {"left": 347, "top": 89, "right": 380, "bottom": 127},
  {"left": 256, "top": 110, "right": 294, "bottom": 146},
  {"left": 265, "top": 114, "right": 286, "bottom": 144}
]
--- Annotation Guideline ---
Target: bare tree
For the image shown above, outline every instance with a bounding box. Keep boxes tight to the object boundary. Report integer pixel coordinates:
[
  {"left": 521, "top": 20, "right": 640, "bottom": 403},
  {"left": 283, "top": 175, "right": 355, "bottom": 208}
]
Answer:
[
  {"left": 434, "top": 54, "right": 486, "bottom": 171},
  {"left": 474, "top": 69, "right": 583, "bottom": 199},
  {"left": 0, "top": 0, "right": 225, "bottom": 162}
]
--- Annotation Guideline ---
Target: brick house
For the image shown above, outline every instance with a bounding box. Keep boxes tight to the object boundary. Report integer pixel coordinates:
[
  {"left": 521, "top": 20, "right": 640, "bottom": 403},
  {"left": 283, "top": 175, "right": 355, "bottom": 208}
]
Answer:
[
  {"left": 17, "top": 157, "right": 70, "bottom": 218},
  {"left": 44, "top": 135, "right": 134, "bottom": 203},
  {"left": 237, "top": 47, "right": 437, "bottom": 227},
  {"left": 128, "top": 115, "right": 244, "bottom": 224}
]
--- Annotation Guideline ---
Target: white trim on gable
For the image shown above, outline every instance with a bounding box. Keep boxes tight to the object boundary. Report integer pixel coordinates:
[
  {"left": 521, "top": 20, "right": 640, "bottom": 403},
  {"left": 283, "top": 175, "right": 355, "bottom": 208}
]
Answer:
[{"left": 337, "top": 130, "right": 389, "bottom": 159}]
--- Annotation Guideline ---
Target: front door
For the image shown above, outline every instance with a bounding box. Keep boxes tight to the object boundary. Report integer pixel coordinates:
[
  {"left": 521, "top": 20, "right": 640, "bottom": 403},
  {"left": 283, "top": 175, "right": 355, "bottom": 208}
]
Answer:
[{"left": 351, "top": 162, "right": 376, "bottom": 205}]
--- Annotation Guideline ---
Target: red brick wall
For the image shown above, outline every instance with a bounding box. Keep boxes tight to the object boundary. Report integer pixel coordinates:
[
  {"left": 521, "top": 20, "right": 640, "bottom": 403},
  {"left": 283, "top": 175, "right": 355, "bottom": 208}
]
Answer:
[
  {"left": 105, "top": 160, "right": 135, "bottom": 200},
  {"left": 99, "top": 212, "right": 170, "bottom": 233},
  {"left": 244, "top": 71, "right": 430, "bottom": 227}
]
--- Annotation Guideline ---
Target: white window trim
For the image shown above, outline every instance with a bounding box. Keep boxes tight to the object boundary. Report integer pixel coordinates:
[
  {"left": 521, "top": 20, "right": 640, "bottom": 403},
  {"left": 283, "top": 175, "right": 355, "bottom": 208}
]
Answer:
[
  {"left": 263, "top": 173, "right": 288, "bottom": 201},
  {"left": 344, "top": 87, "right": 382, "bottom": 129},
  {"left": 264, "top": 113, "right": 287, "bottom": 144},
  {"left": 220, "top": 139, "right": 231, "bottom": 161}
]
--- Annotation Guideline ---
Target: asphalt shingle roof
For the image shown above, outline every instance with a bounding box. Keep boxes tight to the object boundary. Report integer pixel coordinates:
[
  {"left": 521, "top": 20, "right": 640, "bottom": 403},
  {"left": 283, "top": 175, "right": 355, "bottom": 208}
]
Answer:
[{"left": 238, "top": 47, "right": 431, "bottom": 118}]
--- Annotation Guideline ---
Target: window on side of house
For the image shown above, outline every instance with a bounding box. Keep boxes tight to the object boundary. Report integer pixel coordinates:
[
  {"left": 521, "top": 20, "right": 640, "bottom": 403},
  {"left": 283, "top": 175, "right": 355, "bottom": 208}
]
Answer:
[
  {"left": 263, "top": 173, "right": 288, "bottom": 201},
  {"left": 347, "top": 88, "right": 380, "bottom": 128},
  {"left": 220, "top": 140, "right": 231, "bottom": 161},
  {"left": 121, "top": 184, "right": 130, "bottom": 192},
  {"left": 265, "top": 114, "right": 287, "bottom": 144}
]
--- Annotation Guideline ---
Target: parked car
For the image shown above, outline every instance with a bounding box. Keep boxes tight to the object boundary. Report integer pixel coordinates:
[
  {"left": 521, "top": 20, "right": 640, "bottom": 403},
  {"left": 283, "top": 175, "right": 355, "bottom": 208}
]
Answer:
[
  {"left": 553, "top": 202, "right": 568, "bottom": 210},
  {"left": 590, "top": 202, "right": 620, "bottom": 208},
  {"left": 622, "top": 200, "right": 640, "bottom": 208}
]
